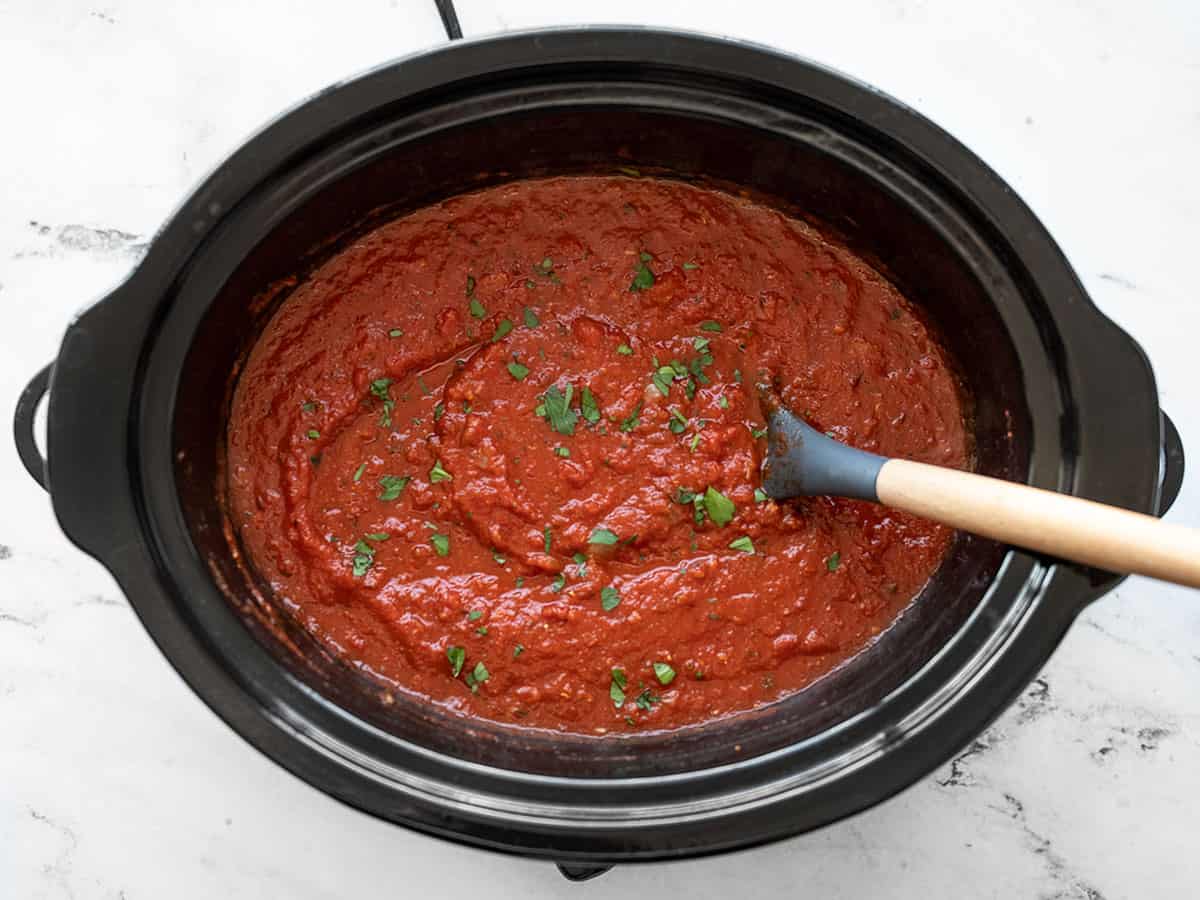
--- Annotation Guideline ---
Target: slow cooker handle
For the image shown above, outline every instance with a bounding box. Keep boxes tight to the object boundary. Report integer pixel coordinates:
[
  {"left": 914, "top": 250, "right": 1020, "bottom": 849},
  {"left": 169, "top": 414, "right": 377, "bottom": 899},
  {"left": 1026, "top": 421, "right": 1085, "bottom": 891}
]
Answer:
[
  {"left": 12, "top": 362, "right": 52, "bottom": 491},
  {"left": 1159, "top": 410, "right": 1185, "bottom": 517}
]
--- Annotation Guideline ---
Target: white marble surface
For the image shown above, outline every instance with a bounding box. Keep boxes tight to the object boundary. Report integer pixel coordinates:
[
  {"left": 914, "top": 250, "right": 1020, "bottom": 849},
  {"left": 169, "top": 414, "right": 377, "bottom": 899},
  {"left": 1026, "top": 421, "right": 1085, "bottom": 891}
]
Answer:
[{"left": 2, "top": 0, "right": 1197, "bottom": 896}]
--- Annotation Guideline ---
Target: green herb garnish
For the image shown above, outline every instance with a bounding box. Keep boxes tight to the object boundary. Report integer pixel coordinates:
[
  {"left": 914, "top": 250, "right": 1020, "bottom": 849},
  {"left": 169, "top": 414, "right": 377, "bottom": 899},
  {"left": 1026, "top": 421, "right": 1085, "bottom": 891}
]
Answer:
[
  {"left": 301, "top": 401, "right": 317, "bottom": 413},
  {"left": 378, "top": 475, "right": 411, "bottom": 501},
  {"left": 698, "top": 320, "right": 723, "bottom": 333},
  {"left": 635, "top": 688, "right": 659, "bottom": 710},
  {"left": 555, "top": 447, "right": 570, "bottom": 458},
  {"left": 652, "top": 366, "right": 676, "bottom": 397},
  {"left": 600, "top": 586, "right": 620, "bottom": 611},
  {"left": 550, "top": 573, "right": 566, "bottom": 592},
  {"left": 826, "top": 551, "right": 841, "bottom": 572},
  {"left": 466, "top": 274, "right": 477, "bottom": 296},
  {"left": 464, "top": 661, "right": 489, "bottom": 693},
  {"left": 353, "top": 462, "right": 367, "bottom": 482},
  {"left": 682, "top": 261, "right": 700, "bottom": 271},
  {"left": 540, "top": 384, "right": 578, "bottom": 435},
  {"left": 507, "top": 361, "right": 530, "bottom": 381},
  {"left": 704, "top": 487, "right": 735, "bottom": 526},
  {"left": 469, "top": 297, "right": 486, "bottom": 319},
  {"left": 590, "top": 528, "right": 618, "bottom": 546},
  {"left": 668, "top": 407, "right": 688, "bottom": 434},
  {"left": 729, "top": 535, "right": 755, "bottom": 554},
  {"left": 433, "top": 402, "right": 445, "bottom": 421},
  {"left": 491, "top": 319, "right": 514, "bottom": 342},
  {"left": 513, "top": 644, "right": 525, "bottom": 658},
  {"left": 619, "top": 400, "right": 643, "bottom": 433},
  {"left": 629, "top": 253, "right": 655, "bottom": 292},
  {"left": 429, "top": 460, "right": 452, "bottom": 483},
  {"left": 467, "top": 610, "right": 483, "bottom": 622},
  {"left": 388, "top": 328, "right": 404, "bottom": 338},
  {"left": 581, "top": 387, "right": 600, "bottom": 424},
  {"left": 616, "top": 343, "right": 633, "bottom": 356},
  {"left": 307, "top": 429, "right": 320, "bottom": 439},
  {"left": 653, "top": 662, "right": 676, "bottom": 685},
  {"left": 610, "top": 668, "right": 628, "bottom": 707},
  {"left": 430, "top": 533, "right": 450, "bottom": 556},
  {"left": 754, "top": 488, "right": 768, "bottom": 503},
  {"left": 543, "top": 525, "right": 553, "bottom": 553},
  {"left": 447, "top": 645, "right": 466, "bottom": 677},
  {"left": 751, "top": 427, "right": 768, "bottom": 440}
]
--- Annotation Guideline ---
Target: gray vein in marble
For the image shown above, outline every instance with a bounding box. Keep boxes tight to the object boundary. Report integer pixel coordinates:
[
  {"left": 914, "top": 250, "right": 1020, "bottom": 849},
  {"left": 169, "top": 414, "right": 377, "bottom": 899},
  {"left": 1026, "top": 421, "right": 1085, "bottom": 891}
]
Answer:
[
  {"left": 1097, "top": 272, "right": 1137, "bottom": 290},
  {"left": 15, "top": 220, "right": 147, "bottom": 260},
  {"left": 994, "top": 794, "right": 1107, "bottom": 900},
  {"left": 30, "top": 808, "right": 80, "bottom": 900},
  {"left": 0, "top": 544, "right": 12, "bottom": 559}
]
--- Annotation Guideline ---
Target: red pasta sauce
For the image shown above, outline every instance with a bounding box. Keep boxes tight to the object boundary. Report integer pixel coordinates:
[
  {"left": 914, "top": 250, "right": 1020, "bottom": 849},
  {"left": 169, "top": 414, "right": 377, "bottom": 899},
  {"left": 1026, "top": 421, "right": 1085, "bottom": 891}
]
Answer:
[{"left": 226, "top": 176, "right": 969, "bottom": 735}]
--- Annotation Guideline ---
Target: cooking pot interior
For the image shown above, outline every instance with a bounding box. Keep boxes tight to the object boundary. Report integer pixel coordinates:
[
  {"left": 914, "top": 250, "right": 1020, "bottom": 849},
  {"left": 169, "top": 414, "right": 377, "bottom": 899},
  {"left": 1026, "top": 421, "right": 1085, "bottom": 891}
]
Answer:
[{"left": 176, "top": 102, "right": 1025, "bottom": 777}]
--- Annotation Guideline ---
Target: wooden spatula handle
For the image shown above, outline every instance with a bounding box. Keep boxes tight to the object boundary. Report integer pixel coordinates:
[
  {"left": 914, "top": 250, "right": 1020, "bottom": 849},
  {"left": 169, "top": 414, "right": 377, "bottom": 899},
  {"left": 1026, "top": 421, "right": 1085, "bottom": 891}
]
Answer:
[{"left": 876, "top": 459, "right": 1200, "bottom": 588}]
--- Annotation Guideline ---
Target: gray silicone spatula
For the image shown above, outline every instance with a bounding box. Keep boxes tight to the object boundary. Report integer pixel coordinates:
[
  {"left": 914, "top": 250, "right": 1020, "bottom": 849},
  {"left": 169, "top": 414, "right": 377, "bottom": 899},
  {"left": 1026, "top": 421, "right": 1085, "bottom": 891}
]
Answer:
[{"left": 761, "top": 406, "right": 1200, "bottom": 588}]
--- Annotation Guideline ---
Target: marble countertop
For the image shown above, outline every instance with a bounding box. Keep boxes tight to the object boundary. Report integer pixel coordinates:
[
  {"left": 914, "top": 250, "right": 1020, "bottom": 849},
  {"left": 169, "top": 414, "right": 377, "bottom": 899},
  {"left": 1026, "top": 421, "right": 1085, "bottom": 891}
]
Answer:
[{"left": 2, "top": 1, "right": 1197, "bottom": 896}]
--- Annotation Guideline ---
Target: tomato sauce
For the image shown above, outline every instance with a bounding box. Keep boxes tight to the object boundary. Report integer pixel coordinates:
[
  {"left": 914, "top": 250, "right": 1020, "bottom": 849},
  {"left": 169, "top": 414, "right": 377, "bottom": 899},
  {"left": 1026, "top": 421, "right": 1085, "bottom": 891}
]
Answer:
[{"left": 226, "top": 176, "right": 969, "bottom": 735}]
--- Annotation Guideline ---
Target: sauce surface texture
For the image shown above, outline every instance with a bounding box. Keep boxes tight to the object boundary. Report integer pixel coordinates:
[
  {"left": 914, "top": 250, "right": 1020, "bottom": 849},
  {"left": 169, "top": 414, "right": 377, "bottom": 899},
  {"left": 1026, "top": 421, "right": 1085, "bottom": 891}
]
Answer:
[{"left": 227, "top": 176, "right": 969, "bottom": 734}]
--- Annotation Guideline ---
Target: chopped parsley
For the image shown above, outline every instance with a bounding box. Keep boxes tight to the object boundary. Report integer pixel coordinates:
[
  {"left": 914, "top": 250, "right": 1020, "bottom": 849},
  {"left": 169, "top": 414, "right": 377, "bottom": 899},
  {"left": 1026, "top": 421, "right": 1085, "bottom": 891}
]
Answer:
[
  {"left": 610, "top": 668, "right": 628, "bottom": 707},
  {"left": 430, "top": 533, "right": 450, "bottom": 556},
  {"left": 718, "top": 395, "right": 729, "bottom": 410},
  {"left": 523, "top": 306, "right": 540, "bottom": 328},
  {"left": 616, "top": 343, "right": 633, "bottom": 356},
  {"left": 682, "top": 261, "right": 700, "bottom": 271},
  {"left": 469, "top": 297, "right": 486, "bottom": 319},
  {"left": 543, "top": 525, "right": 553, "bottom": 553},
  {"left": 491, "top": 548, "right": 507, "bottom": 565},
  {"left": 550, "top": 573, "right": 566, "bottom": 592},
  {"left": 491, "top": 319, "right": 514, "bottom": 342},
  {"left": 446, "top": 645, "right": 466, "bottom": 677},
  {"left": 536, "top": 256, "right": 554, "bottom": 275},
  {"left": 600, "top": 585, "right": 620, "bottom": 611},
  {"left": 353, "top": 462, "right": 367, "bottom": 483},
  {"left": 653, "top": 662, "right": 676, "bottom": 685},
  {"left": 704, "top": 487, "right": 735, "bottom": 526},
  {"left": 634, "top": 688, "right": 659, "bottom": 710},
  {"left": 555, "top": 446, "right": 570, "bottom": 458},
  {"left": 467, "top": 610, "right": 483, "bottom": 622},
  {"left": 429, "top": 460, "right": 452, "bottom": 483},
  {"left": 513, "top": 644, "right": 525, "bottom": 658},
  {"left": 371, "top": 378, "right": 395, "bottom": 427},
  {"left": 388, "top": 328, "right": 404, "bottom": 338},
  {"left": 693, "top": 336, "right": 711, "bottom": 353},
  {"left": 433, "top": 402, "right": 445, "bottom": 421},
  {"left": 464, "top": 661, "right": 489, "bottom": 693},
  {"left": 466, "top": 274, "right": 477, "bottom": 296},
  {"left": 590, "top": 528, "right": 618, "bottom": 546},
  {"left": 629, "top": 252, "right": 655, "bottom": 292},
  {"left": 668, "top": 407, "right": 688, "bottom": 434},
  {"left": 619, "top": 400, "right": 643, "bottom": 432},
  {"left": 689, "top": 432, "right": 702, "bottom": 453},
  {"left": 698, "top": 320, "right": 723, "bottom": 332},
  {"left": 652, "top": 366, "right": 676, "bottom": 397},
  {"left": 751, "top": 426, "right": 769, "bottom": 440},
  {"left": 729, "top": 535, "right": 756, "bottom": 554},
  {"left": 301, "top": 401, "right": 317, "bottom": 413},
  {"left": 476, "top": 626, "right": 488, "bottom": 636},
  {"left": 581, "top": 387, "right": 601, "bottom": 424},
  {"left": 754, "top": 487, "right": 768, "bottom": 503},
  {"left": 540, "top": 384, "right": 578, "bottom": 435},
  {"left": 826, "top": 551, "right": 841, "bottom": 572},
  {"left": 307, "top": 429, "right": 320, "bottom": 439},
  {"left": 507, "top": 361, "right": 530, "bottom": 381}
]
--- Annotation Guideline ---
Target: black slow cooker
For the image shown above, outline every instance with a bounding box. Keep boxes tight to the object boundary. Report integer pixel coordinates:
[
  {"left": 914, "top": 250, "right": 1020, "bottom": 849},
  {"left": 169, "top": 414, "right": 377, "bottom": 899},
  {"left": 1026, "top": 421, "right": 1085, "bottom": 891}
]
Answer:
[{"left": 12, "top": 28, "right": 1185, "bottom": 880}]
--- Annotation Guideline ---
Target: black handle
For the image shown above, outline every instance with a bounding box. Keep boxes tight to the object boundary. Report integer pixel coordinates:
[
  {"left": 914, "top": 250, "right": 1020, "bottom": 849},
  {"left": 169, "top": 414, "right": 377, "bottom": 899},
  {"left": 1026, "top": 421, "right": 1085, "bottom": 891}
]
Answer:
[
  {"left": 1159, "top": 410, "right": 1185, "bottom": 516},
  {"left": 556, "top": 864, "right": 612, "bottom": 882},
  {"left": 13, "top": 363, "right": 52, "bottom": 491}
]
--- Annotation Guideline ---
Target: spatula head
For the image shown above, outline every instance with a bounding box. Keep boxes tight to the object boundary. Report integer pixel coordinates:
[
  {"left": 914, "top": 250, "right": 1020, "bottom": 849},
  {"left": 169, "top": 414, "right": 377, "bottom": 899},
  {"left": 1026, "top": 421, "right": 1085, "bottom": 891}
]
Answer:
[{"left": 762, "top": 407, "right": 886, "bottom": 502}]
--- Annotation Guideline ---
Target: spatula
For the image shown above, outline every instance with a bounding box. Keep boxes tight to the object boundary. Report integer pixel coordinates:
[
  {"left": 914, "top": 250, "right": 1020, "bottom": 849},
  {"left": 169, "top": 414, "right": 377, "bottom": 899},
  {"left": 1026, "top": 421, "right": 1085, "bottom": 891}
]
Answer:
[{"left": 762, "top": 407, "right": 1200, "bottom": 588}]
